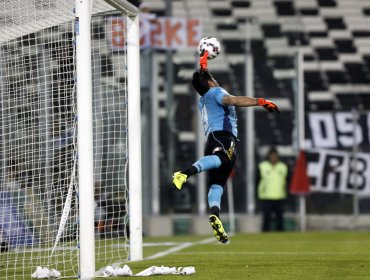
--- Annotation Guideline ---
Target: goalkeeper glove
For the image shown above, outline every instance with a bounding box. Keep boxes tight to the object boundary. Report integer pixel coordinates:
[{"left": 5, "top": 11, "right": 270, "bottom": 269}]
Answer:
[
  {"left": 257, "top": 98, "right": 280, "bottom": 113},
  {"left": 199, "top": 50, "right": 209, "bottom": 70}
]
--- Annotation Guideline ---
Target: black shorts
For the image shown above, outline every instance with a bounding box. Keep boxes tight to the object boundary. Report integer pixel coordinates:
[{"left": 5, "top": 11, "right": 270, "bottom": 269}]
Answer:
[{"left": 204, "top": 131, "right": 237, "bottom": 187}]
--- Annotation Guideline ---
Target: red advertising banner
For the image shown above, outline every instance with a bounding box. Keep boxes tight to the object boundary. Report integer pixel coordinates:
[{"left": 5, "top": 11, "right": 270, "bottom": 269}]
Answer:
[
  {"left": 290, "top": 151, "right": 310, "bottom": 195},
  {"left": 107, "top": 17, "right": 202, "bottom": 50}
]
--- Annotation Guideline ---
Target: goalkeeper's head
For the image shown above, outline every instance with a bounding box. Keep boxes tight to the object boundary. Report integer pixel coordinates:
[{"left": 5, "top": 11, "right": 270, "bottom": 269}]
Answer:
[{"left": 192, "top": 70, "right": 219, "bottom": 96}]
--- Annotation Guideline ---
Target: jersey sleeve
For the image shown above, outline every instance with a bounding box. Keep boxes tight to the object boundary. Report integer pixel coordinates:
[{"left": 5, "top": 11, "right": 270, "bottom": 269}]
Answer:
[{"left": 214, "top": 88, "right": 228, "bottom": 105}]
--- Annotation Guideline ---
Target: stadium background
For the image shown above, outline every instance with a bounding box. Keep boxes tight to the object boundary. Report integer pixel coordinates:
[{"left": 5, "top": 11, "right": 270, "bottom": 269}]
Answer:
[
  {"left": 1, "top": 0, "right": 370, "bottom": 245},
  {"left": 0, "top": 0, "right": 369, "bottom": 279},
  {"left": 123, "top": 0, "right": 370, "bottom": 233}
]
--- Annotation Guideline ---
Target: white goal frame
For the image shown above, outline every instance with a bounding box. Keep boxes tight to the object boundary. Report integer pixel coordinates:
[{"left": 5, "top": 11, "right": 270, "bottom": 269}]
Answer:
[{"left": 75, "top": 0, "right": 142, "bottom": 278}]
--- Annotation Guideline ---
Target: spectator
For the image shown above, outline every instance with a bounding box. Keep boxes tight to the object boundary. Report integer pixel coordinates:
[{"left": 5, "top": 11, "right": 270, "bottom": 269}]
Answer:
[{"left": 258, "top": 148, "right": 288, "bottom": 232}]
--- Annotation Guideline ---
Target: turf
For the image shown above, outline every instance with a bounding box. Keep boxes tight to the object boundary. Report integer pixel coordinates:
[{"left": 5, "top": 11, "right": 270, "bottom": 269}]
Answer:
[
  {"left": 2, "top": 232, "right": 370, "bottom": 279},
  {"left": 123, "top": 232, "right": 370, "bottom": 280}
]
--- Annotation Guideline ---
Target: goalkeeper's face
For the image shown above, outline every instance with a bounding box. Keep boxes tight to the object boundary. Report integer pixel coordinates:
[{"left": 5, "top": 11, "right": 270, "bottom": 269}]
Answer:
[
  {"left": 208, "top": 78, "right": 219, "bottom": 88},
  {"left": 192, "top": 70, "right": 219, "bottom": 95}
]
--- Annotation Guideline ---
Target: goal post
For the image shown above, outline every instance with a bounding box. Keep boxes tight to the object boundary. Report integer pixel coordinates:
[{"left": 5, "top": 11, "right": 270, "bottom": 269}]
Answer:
[
  {"left": 126, "top": 9, "right": 143, "bottom": 263},
  {"left": 77, "top": 1, "right": 142, "bottom": 277},
  {"left": 76, "top": 0, "right": 96, "bottom": 277},
  {"left": 0, "top": 0, "right": 142, "bottom": 279}
]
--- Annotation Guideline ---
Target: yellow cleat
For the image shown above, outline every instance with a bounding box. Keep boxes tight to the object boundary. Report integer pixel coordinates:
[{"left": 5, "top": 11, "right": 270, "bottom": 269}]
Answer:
[
  {"left": 172, "top": 171, "right": 188, "bottom": 190},
  {"left": 209, "top": 214, "right": 229, "bottom": 244}
]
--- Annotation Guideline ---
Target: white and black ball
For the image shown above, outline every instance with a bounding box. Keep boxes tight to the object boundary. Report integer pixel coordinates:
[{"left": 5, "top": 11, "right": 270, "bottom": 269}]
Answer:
[{"left": 198, "top": 37, "right": 221, "bottom": 60}]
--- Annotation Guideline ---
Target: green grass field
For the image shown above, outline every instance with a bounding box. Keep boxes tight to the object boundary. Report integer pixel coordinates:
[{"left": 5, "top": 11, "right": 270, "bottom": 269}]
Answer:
[
  {"left": 123, "top": 232, "right": 370, "bottom": 280},
  {"left": 2, "top": 232, "right": 369, "bottom": 279}
]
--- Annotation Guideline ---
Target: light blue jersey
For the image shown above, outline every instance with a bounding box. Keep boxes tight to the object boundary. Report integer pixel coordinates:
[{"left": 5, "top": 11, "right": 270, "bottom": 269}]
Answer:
[{"left": 199, "top": 87, "right": 238, "bottom": 137}]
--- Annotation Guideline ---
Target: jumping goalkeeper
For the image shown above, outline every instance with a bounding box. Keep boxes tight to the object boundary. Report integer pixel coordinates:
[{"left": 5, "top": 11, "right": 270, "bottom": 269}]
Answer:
[{"left": 172, "top": 51, "right": 280, "bottom": 243}]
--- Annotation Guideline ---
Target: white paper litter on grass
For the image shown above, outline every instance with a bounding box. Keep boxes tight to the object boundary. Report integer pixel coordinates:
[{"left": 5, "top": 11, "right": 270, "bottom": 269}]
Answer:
[
  {"left": 180, "top": 267, "right": 196, "bottom": 275},
  {"left": 32, "top": 264, "right": 195, "bottom": 278},
  {"left": 103, "top": 265, "right": 196, "bottom": 277},
  {"left": 103, "top": 265, "right": 133, "bottom": 277},
  {"left": 31, "top": 266, "right": 61, "bottom": 279}
]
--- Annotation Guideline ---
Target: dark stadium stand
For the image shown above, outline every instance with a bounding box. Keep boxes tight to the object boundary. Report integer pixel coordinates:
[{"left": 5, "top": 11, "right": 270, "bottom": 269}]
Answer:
[
  {"left": 143, "top": 0, "right": 370, "bottom": 186},
  {"left": 134, "top": 0, "right": 370, "bottom": 215},
  {"left": 147, "top": 0, "right": 370, "bottom": 133}
]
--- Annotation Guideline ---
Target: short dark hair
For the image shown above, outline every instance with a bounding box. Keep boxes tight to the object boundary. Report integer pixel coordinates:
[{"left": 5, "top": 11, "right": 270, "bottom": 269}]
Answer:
[
  {"left": 266, "top": 147, "right": 278, "bottom": 158},
  {"left": 192, "top": 70, "right": 214, "bottom": 95}
]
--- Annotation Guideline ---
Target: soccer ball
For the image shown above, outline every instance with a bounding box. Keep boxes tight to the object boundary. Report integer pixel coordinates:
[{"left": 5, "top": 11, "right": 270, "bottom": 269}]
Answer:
[{"left": 198, "top": 37, "right": 221, "bottom": 60}]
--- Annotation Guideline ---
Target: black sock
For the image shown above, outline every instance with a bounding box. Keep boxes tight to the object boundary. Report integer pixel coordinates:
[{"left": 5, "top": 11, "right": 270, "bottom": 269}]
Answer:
[
  {"left": 182, "top": 166, "right": 198, "bottom": 177},
  {"left": 210, "top": 206, "right": 220, "bottom": 218}
]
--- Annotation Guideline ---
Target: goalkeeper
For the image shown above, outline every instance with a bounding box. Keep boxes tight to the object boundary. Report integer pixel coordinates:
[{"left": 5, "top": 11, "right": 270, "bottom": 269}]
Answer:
[{"left": 172, "top": 51, "right": 280, "bottom": 244}]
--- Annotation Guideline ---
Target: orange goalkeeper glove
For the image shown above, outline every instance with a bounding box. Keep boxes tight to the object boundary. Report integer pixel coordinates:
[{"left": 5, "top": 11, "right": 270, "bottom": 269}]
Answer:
[
  {"left": 199, "top": 50, "right": 209, "bottom": 70},
  {"left": 257, "top": 98, "right": 280, "bottom": 113}
]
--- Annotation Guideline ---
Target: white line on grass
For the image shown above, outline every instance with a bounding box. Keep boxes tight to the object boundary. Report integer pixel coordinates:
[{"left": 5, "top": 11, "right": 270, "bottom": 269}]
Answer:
[
  {"left": 141, "top": 234, "right": 231, "bottom": 260},
  {"left": 144, "top": 235, "right": 218, "bottom": 260},
  {"left": 111, "top": 242, "right": 184, "bottom": 249},
  {"left": 144, "top": 242, "right": 193, "bottom": 260},
  {"left": 95, "top": 235, "right": 223, "bottom": 277},
  {"left": 171, "top": 251, "right": 370, "bottom": 255}
]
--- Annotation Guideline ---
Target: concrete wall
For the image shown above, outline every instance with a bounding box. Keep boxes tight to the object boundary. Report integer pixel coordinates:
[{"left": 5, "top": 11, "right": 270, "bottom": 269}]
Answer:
[
  {"left": 305, "top": 215, "right": 370, "bottom": 231},
  {"left": 142, "top": 214, "right": 370, "bottom": 237}
]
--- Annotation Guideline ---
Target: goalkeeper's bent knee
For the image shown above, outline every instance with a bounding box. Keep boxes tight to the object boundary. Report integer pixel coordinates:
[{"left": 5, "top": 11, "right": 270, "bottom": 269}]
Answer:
[
  {"left": 193, "top": 155, "right": 221, "bottom": 172},
  {"left": 213, "top": 151, "right": 231, "bottom": 165}
]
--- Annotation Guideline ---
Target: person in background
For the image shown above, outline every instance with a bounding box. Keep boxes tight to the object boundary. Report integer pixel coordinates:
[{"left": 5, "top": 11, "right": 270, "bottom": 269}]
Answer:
[{"left": 258, "top": 148, "right": 288, "bottom": 232}]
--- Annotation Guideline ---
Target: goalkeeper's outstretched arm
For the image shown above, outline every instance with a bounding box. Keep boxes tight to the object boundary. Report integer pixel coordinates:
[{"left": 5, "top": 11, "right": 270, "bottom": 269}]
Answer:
[
  {"left": 198, "top": 50, "right": 280, "bottom": 113},
  {"left": 222, "top": 95, "right": 257, "bottom": 107},
  {"left": 223, "top": 95, "right": 280, "bottom": 113}
]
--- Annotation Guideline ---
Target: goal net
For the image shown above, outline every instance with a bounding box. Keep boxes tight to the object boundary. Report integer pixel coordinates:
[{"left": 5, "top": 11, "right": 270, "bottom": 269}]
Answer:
[{"left": 0, "top": 0, "right": 140, "bottom": 279}]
